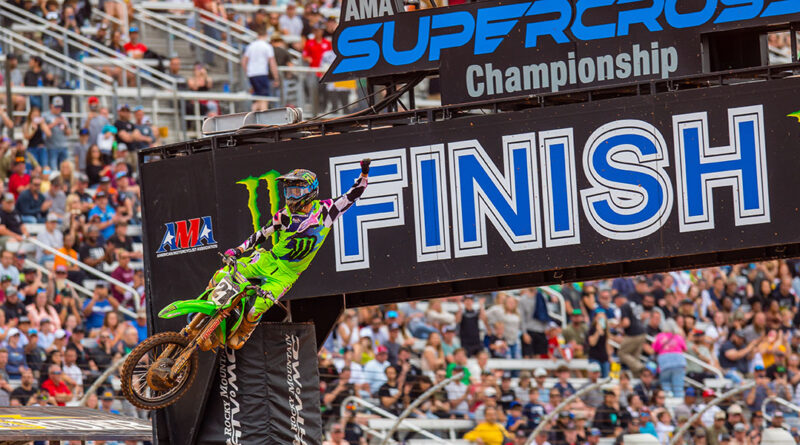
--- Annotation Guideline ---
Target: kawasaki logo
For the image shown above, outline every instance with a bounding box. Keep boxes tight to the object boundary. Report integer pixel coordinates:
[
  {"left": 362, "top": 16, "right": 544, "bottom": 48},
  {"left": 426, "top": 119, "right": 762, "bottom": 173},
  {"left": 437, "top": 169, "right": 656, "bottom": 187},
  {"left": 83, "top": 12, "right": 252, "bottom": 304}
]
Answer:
[{"left": 285, "top": 334, "right": 306, "bottom": 445}]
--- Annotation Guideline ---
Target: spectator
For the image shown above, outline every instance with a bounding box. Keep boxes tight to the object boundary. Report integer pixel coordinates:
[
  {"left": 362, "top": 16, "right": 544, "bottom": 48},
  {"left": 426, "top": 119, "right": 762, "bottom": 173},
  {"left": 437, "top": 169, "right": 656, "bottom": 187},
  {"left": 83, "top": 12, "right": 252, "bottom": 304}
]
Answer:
[
  {"left": 42, "top": 97, "right": 71, "bottom": 170},
  {"left": 40, "top": 364, "right": 71, "bottom": 406},
  {"left": 10, "top": 367, "right": 37, "bottom": 405},
  {"left": 123, "top": 27, "right": 147, "bottom": 59},
  {"left": 377, "top": 365, "right": 405, "bottom": 415},
  {"left": 113, "top": 326, "right": 140, "bottom": 358},
  {"left": 0, "top": 251, "right": 20, "bottom": 287},
  {"left": 7, "top": 158, "right": 30, "bottom": 199},
  {"left": 131, "top": 106, "right": 157, "bottom": 153},
  {"left": 82, "top": 283, "right": 119, "bottom": 330},
  {"left": 61, "top": 346, "right": 82, "bottom": 391},
  {"left": 3, "top": 287, "right": 25, "bottom": 323},
  {"left": 520, "top": 290, "right": 549, "bottom": 359},
  {"left": 193, "top": 0, "right": 226, "bottom": 65},
  {"left": 167, "top": 57, "right": 187, "bottom": 89},
  {"left": 110, "top": 249, "right": 134, "bottom": 307},
  {"left": 23, "top": 56, "right": 53, "bottom": 110},
  {"left": 363, "top": 345, "right": 390, "bottom": 394},
  {"left": 456, "top": 295, "right": 485, "bottom": 357},
  {"left": 719, "top": 330, "right": 759, "bottom": 383},
  {"left": 78, "top": 225, "right": 108, "bottom": 268},
  {"left": 5, "top": 328, "right": 27, "bottom": 378},
  {"left": 617, "top": 293, "right": 649, "bottom": 376},
  {"left": 563, "top": 308, "right": 587, "bottom": 358},
  {"left": 593, "top": 388, "right": 622, "bottom": 437},
  {"left": 463, "top": 407, "right": 509, "bottom": 445},
  {"left": 88, "top": 191, "right": 120, "bottom": 241},
  {"left": 243, "top": 26, "right": 280, "bottom": 111},
  {"left": 302, "top": 22, "right": 331, "bottom": 77},
  {"left": 279, "top": 2, "right": 303, "bottom": 37},
  {"left": 652, "top": 321, "right": 687, "bottom": 397},
  {"left": 17, "top": 176, "right": 51, "bottom": 224},
  {"left": 22, "top": 107, "right": 48, "bottom": 169},
  {"left": 114, "top": 104, "right": 146, "bottom": 152},
  {"left": 81, "top": 97, "right": 110, "bottom": 147},
  {"left": 186, "top": 64, "right": 218, "bottom": 117},
  {"left": 85, "top": 145, "right": 111, "bottom": 186},
  {"left": 322, "top": 423, "right": 347, "bottom": 445},
  {"left": 26, "top": 289, "right": 59, "bottom": 330},
  {"left": 586, "top": 309, "right": 611, "bottom": 377}
]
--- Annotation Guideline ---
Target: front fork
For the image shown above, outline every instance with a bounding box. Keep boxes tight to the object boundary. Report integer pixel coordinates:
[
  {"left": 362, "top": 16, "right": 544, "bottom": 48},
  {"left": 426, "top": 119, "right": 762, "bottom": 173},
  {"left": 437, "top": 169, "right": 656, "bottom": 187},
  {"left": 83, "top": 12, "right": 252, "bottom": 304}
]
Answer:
[{"left": 165, "top": 293, "right": 246, "bottom": 380}]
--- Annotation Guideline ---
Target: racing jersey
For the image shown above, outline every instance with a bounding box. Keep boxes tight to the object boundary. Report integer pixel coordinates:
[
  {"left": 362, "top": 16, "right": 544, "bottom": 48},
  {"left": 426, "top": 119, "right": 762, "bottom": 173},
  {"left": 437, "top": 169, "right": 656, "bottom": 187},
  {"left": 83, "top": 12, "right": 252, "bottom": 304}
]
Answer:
[{"left": 235, "top": 175, "right": 368, "bottom": 274}]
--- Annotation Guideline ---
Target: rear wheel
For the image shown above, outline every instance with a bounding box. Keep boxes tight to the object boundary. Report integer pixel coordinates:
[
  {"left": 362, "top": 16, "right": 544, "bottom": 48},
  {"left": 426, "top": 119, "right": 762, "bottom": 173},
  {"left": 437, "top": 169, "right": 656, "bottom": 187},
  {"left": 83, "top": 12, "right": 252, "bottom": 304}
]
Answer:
[{"left": 120, "top": 331, "right": 199, "bottom": 410}]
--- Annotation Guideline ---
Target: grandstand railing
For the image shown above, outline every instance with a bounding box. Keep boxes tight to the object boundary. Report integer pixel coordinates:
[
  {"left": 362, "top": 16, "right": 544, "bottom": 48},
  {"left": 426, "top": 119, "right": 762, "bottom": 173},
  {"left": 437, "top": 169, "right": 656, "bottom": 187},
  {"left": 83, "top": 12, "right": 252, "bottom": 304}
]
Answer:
[
  {"left": 527, "top": 377, "right": 612, "bottom": 445},
  {"left": 0, "top": 27, "right": 117, "bottom": 91},
  {"left": 23, "top": 258, "right": 95, "bottom": 301},
  {"left": 22, "top": 237, "right": 141, "bottom": 316},
  {"left": 0, "top": 1, "right": 177, "bottom": 91},
  {"left": 669, "top": 382, "right": 755, "bottom": 445},
  {"left": 222, "top": 3, "right": 339, "bottom": 20},
  {"left": 8, "top": 86, "right": 277, "bottom": 142},
  {"left": 138, "top": 2, "right": 259, "bottom": 46},
  {"left": 762, "top": 395, "right": 800, "bottom": 425},
  {"left": 132, "top": 4, "right": 242, "bottom": 88},
  {"left": 338, "top": 395, "right": 451, "bottom": 444},
  {"left": 538, "top": 286, "right": 567, "bottom": 328},
  {"left": 381, "top": 372, "right": 464, "bottom": 445}
]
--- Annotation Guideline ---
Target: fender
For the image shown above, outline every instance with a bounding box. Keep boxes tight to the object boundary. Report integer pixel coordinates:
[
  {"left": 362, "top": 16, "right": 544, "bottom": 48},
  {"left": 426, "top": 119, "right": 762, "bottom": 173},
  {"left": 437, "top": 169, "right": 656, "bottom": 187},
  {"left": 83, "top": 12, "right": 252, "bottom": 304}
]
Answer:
[{"left": 159, "top": 299, "right": 219, "bottom": 319}]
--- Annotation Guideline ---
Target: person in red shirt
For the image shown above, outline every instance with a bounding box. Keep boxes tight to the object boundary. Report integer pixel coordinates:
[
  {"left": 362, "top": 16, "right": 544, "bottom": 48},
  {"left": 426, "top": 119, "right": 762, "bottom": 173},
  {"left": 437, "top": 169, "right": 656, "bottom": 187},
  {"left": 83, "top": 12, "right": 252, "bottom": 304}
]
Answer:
[
  {"left": 122, "top": 27, "right": 147, "bottom": 59},
  {"left": 8, "top": 158, "right": 30, "bottom": 198},
  {"left": 302, "top": 23, "right": 332, "bottom": 78},
  {"left": 41, "top": 364, "right": 72, "bottom": 406}
]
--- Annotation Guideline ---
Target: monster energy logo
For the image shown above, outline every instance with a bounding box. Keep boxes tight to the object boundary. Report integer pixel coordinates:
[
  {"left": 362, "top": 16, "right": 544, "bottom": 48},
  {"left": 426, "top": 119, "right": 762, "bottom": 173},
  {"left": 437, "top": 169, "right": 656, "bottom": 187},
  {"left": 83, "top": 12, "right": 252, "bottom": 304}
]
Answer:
[
  {"left": 236, "top": 170, "right": 281, "bottom": 242},
  {"left": 288, "top": 237, "right": 316, "bottom": 261}
]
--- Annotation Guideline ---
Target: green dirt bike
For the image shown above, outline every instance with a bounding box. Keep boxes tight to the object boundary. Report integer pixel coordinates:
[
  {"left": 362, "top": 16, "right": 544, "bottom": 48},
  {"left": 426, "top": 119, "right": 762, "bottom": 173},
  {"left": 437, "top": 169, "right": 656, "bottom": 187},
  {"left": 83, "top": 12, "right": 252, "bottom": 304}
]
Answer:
[{"left": 120, "top": 254, "right": 284, "bottom": 410}]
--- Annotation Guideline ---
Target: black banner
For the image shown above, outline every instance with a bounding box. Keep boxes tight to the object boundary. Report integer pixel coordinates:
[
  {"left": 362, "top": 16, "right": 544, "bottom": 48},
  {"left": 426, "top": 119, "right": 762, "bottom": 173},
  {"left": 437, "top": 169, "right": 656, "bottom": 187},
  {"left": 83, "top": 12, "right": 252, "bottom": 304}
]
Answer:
[
  {"left": 141, "top": 78, "right": 800, "bottom": 307},
  {"left": 195, "top": 323, "right": 322, "bottom": 445},
  {"left": 264, "top": 323, "right": 322, "bottom": 445},
  {"left": 139, "top": 150, "right": 221, "bottom": 445},
  {"left": 322, "top": 0, "right": 800, "bottom": 104}
]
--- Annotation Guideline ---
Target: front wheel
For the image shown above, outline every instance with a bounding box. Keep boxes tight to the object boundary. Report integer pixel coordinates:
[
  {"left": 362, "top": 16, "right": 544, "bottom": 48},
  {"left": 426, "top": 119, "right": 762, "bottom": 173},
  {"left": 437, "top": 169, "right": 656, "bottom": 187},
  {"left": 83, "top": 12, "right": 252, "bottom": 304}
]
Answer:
[{"left": 120, "top": 331, "right": 199, "bottom": 410}]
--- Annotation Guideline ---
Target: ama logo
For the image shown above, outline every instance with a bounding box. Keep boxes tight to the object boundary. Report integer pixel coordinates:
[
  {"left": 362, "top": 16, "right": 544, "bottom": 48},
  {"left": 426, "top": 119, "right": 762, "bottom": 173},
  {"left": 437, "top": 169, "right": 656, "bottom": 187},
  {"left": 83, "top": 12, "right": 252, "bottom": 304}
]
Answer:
[{"left": 156, "top": 216, "right": 218, "bottom": 258}]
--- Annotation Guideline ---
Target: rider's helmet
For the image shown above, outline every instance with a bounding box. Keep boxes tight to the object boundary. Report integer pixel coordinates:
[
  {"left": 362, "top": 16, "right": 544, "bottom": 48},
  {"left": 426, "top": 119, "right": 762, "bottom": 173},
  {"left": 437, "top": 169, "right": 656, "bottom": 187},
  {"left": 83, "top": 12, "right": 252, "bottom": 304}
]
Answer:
[{"left": 278, "top": 169, "right": 319, "bottom": 213}]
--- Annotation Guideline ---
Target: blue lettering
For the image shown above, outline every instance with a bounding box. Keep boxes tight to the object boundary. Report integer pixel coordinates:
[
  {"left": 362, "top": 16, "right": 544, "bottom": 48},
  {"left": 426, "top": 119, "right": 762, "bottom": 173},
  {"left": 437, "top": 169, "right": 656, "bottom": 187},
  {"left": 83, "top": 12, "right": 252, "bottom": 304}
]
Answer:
[
  {"left": 715, "top": 0, "right": 762, "bottom": 23},
  {"left": 450, "top": 135, "right": 540, "bottom": 257},
  {"left": 617, "top": 0, "right": 664, "bottom": 35},
  {"left": 420, "top": 159, "right": 441, "bottom": 248},
  {"left": 572, "top": 0, "right": 616, "bottom": 41},
  {"left": 525, "top": 0, "right": 571, "bottom": 48},
  {"left": 674, "top": 106, "right": 769, "bottom": 232},
  {"left": 383, "top": 17, "right": 430, "bottom": 66},
  {"left": 664, "top": 0, "right": 717, "bottom": 28},
  {"left": 761, "top": 0, "right": 800, "bottom": 17},
  {"left": 332, "top": 23, "right": 382, "bottom": 74},
  {"left": 549, "top": 144, "right": 570, "bottom": 233},
  {"left": 581, "top": 121, "right": 673, "bottom": 240},
  {"left": 590, "top": 135, "right": 665, "bottom": 226},
  {"left": 429, "top": 11, "right": 476, "bottom": 61},
  {"left": 474, "top": 3, "right": 529, "bottom": 55}
]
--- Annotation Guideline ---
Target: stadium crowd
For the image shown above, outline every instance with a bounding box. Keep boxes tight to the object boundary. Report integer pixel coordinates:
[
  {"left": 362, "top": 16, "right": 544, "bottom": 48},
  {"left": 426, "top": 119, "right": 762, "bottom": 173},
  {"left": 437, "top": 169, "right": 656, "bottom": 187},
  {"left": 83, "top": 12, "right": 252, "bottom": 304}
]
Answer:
[
  {"left": 318, "top": 261, "right": 800, "bottom": 445},
  {"left": 0, "top": 83, "right": 147, "bottom": 415}
]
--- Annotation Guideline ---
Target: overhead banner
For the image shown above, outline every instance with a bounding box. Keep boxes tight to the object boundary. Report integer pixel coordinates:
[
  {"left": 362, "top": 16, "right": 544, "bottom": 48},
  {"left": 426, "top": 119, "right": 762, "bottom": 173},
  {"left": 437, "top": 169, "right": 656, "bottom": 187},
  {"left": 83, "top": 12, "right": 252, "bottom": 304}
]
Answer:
[
  {"left": 140, "top": 78, "right": 800, "bottom": 306},
  {"left": 322, "top": 0, "right": 800, "bottom": 104}
]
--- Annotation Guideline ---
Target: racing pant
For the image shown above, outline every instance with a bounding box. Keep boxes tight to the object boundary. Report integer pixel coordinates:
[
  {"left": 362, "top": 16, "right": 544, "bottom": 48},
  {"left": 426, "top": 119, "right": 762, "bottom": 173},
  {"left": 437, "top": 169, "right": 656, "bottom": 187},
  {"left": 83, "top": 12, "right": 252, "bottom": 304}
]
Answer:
[{"left": 213, "top": 250, "right": 297, "bottom": 319}]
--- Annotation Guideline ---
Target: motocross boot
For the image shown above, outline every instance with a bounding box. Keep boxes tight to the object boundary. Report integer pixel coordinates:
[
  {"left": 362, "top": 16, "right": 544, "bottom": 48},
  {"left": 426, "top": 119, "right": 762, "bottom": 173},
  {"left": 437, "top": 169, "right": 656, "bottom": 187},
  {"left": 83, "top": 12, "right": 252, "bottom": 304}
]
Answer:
[{"left": 227, "top": 306, "right": 261, "bottom": 350}]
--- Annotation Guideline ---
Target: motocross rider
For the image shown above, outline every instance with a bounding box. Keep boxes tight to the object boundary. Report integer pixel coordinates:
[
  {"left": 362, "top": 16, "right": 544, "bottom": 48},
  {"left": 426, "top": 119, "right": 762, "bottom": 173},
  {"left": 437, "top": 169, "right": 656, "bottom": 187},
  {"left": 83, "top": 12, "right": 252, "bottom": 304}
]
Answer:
[{"left": 216, "top": 158, "right": 370, "bottom": 349}]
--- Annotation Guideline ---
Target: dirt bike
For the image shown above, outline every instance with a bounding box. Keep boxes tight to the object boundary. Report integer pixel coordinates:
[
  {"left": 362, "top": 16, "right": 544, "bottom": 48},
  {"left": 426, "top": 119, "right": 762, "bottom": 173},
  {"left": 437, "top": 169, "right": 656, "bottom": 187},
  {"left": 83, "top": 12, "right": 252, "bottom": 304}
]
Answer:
[{"left": 120, "top": 254, "right": 285, "bottom": 410}]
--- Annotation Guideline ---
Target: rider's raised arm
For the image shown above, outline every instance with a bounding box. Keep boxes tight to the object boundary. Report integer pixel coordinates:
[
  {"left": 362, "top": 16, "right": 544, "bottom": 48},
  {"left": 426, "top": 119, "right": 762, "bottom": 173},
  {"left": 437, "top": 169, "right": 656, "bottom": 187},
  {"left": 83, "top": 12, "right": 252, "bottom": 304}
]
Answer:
[{"left": 322, "top": 174, "right": 368, "bottom": 228}]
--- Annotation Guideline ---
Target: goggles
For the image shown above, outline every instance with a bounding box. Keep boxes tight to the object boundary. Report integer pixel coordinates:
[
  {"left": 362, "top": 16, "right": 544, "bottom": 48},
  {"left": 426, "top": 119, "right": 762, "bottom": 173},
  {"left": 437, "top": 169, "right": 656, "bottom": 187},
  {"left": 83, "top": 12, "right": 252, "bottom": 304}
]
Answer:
[{"left": 284, "top": 184, "right": 313, "bottom": 199}]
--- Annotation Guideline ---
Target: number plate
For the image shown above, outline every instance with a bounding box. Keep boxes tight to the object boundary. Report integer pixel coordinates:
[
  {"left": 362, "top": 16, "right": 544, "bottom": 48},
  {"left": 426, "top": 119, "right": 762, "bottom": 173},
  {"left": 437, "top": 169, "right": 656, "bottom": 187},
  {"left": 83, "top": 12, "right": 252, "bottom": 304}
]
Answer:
[{"left": 211, "top": 276, "right": 238, "bottom": 306}]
